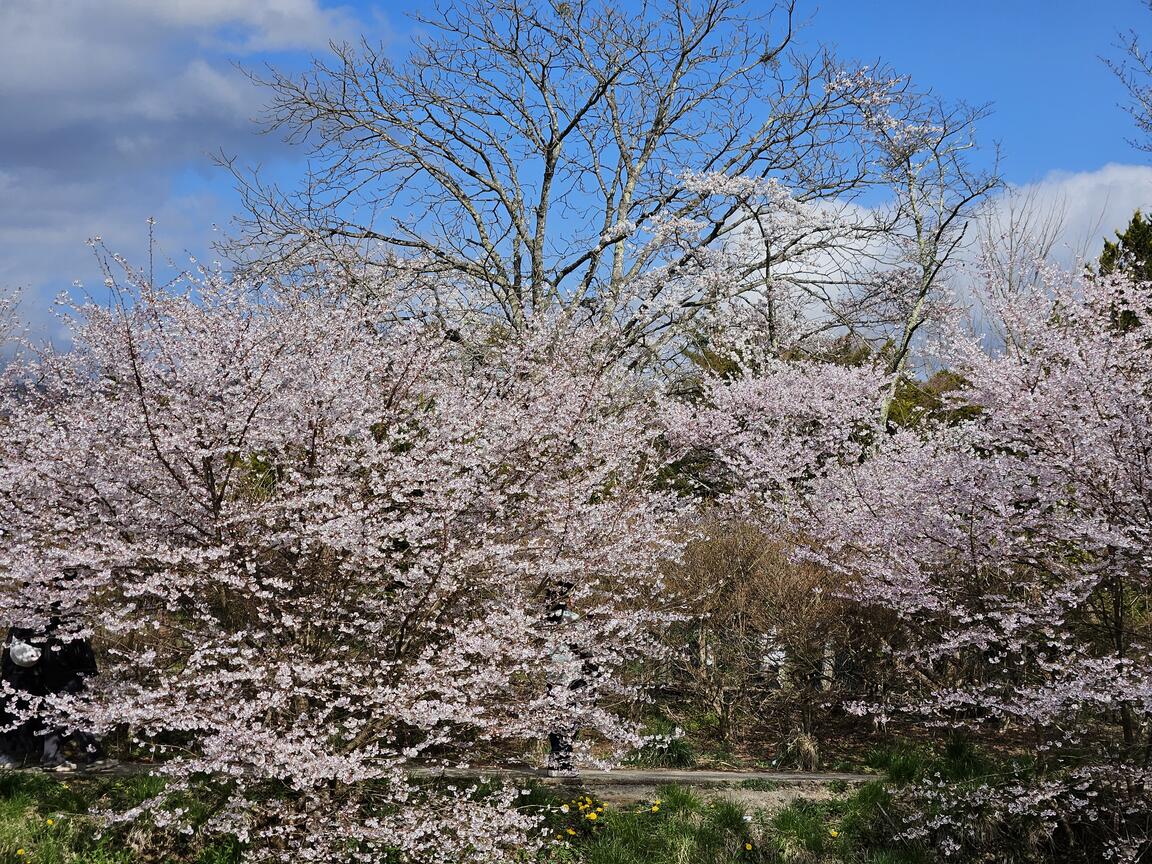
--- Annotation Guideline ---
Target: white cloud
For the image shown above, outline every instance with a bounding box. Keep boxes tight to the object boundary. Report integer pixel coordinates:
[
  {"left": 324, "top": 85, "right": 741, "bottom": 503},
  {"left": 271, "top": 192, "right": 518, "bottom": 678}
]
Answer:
[
  {"left": 998, "top": 163, "right": 1152, "bottom": 264},
  {"left": 0, "top": 1, "right": 357, "bottom": 166},
  {"left": 0, "top": 0, "right": 376, "bottom": 345},
  {"left": 132, "top": 0, "right": 359, "bottom": 50}
]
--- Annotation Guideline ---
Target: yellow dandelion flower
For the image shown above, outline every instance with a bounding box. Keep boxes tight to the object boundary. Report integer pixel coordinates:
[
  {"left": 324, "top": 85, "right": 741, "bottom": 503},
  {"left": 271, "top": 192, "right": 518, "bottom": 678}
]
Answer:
[
  {"left": 829, "top": 829, "right": 840, "bottom": 838},
  {"left": 651, "top": 804, "right": 661, "bottom": 812},
  {"left": 16, "top": 850, "right": 25, "bottom": 857},
  {"left": 46, "top": 818, "right": 54, "bottom": 826},
  {"left": 745, "top": 843, "right": 753, "bottom": 851},
  {"left": 566, "top": 828, "right": 576, "bottom": 836},
  {"left": 586, "top": 812, "right": 598, "bottom": 820},
  {"left": 653, "top": 799, "right": 662, "bottom": 805}
]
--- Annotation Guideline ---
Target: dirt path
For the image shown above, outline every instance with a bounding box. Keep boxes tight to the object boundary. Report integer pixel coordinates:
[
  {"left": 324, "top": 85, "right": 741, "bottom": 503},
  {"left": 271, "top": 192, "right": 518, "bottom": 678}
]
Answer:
[
  {"left": 417, "top": 767, "right": 879, "bottom": 808},
  {"left": 6, "top": 763, "right": 878, "bottom": 811}
]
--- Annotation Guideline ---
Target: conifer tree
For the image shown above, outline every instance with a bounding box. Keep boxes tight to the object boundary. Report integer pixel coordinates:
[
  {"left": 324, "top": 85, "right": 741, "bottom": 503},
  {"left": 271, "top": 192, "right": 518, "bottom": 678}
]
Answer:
[{"left": 1100, "top": 209, "right": 1152, "bottom": 280}]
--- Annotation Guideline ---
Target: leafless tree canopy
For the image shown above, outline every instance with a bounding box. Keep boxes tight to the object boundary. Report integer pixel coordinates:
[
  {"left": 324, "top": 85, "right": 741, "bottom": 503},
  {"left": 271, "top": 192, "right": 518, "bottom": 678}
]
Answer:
[
  {"left": 226, "top": 0, "right": 998, "bottom": 367},
  {"left": 1109, "top": 2, "right": 1152, "bottom": 153}
]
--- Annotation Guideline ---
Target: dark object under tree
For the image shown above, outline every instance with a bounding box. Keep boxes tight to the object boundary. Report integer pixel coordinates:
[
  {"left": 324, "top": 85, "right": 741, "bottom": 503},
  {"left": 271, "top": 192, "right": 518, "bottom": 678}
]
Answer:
[{"left": 0, "top": 621, "right": 105, "bottom": 769}]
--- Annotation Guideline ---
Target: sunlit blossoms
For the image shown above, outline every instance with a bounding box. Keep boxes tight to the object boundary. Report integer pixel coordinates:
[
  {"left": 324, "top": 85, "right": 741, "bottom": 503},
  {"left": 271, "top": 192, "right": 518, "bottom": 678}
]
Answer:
[
  {"left": 685, "top": 266, "right": 1152, "bottom": 860},
  {"left": 0, "top": 264, "right": 685, "bottom": 862}
]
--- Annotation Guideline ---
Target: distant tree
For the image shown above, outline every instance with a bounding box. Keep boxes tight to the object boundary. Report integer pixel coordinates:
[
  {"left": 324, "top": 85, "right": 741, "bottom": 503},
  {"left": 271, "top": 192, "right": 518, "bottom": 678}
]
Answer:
[{"left": 1099, "top": 209, "right": 1152, "bottom": 280}]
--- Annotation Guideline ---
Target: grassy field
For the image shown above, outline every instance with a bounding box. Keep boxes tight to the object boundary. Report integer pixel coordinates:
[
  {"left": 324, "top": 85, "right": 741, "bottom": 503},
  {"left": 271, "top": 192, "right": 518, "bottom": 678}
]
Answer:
[
  {"left": 0, "top": 770, "right": 242, "bottom": 864},
  {"left": 0, "top": 759, "right": 938, "bottom": 864},
  {"left": 533, "top": 780, "right": 925, "bottom": 864}
]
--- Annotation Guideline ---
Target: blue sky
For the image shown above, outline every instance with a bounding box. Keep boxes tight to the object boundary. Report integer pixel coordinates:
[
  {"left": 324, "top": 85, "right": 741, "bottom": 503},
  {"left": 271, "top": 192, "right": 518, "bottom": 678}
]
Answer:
[
  {"left": 811, "top": 0, "right": 1149, "bottom": 181},
  {"left": 3, "top": 0, "right": 1151, "bottom": 342}
]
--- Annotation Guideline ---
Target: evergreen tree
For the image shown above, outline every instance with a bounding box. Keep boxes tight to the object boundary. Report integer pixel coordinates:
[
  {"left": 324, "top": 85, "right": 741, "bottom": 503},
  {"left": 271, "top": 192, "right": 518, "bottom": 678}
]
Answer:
[{"left": 1100, "top": 210, "right": 1152, "bottom": 280}]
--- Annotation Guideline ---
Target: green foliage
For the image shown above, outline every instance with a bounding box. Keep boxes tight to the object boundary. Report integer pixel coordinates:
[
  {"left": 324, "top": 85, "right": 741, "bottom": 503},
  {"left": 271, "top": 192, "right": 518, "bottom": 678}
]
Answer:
[
  {"left": 1099, "top": 210, "right": 1152, "bottom": 281},
  {"left": 1096, "top": 210, "right": 1152, "bottom": 332},
  {"left": 885, "top": 370, "right": 977, "bottom": 430},
  {"left": 546, "top": 786, "right": 760, "bottom": 864},
  {"left": 812, "top": 334, "right": 875, "bottom": 368},
  {"left": 682, "top": 342, "right": 743, "bottom": 384}
]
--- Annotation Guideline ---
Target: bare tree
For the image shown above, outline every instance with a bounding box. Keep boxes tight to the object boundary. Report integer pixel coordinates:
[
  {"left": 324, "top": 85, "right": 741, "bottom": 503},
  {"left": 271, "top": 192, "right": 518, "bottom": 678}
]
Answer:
[
  {"left": 1108, "top": 2, "right": 1152, "bottom": 152},
  {"left": 224, "top": 0, "right": 911, "bottom": 359},
  {"left": 834, "top": 81, "right": 1001, "bottom": 426},
  {"left": 709, "top": 72, "right": 1001, "bottom": 410},
  {"left": 977, "top": 186, "right": 1067, "bottom": 297}
]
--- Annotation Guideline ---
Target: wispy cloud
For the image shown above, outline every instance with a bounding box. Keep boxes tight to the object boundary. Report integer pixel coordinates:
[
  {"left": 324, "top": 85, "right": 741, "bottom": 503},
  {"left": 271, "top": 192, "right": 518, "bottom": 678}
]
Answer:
[
  {"left": 994, "top": 163, "right": 1152, "bottom": 265},
  {"left": 0, "top": 0, "right": 369, "bottom": 341}
]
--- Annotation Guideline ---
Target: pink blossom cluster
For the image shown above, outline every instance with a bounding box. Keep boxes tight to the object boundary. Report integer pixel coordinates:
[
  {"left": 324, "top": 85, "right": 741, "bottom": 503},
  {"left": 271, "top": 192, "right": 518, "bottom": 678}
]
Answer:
[
  {"left": 685, "top": 266, "right": 1152, "bottom": 859},
  {"left": 0, "top": 264, "right": 685, "bottom": 861}
]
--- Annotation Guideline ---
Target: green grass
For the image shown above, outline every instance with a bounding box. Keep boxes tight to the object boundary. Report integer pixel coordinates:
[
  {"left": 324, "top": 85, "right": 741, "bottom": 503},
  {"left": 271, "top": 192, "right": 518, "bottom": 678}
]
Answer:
[
  {"left": 624, "top": 736, "right": 696, "bottom": 770},
  {"left": 0, "top": 772, "right": 916, "bottom": 864},
  {"left": 0, "top": 772, "right": 132, "bottom": 864},
  {"left": 745, "top": 782, "right": 929, "bottom": 864},
  {"left": 0, "top": 768, "right": 934, "bottom": 864},
  {"left": 0, "top": 770, "right": 243, "bottom": 864},
  {"left": 540, "top": 785, "right": 760, "bottom": 864},
  {"left": 622, "top": 715, "right": 697, "bottom": 770},
  {"left": 539, "top": 782, "right": 926, "bottom": 864},
  {"left": 861, "top": 736, "right": 1031, "bottom": 789}
]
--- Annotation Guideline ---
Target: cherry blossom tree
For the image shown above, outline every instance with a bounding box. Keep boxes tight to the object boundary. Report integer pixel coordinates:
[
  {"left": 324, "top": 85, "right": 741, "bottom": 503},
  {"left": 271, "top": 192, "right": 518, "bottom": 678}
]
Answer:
[
  {"left": 0, "top": 256, "right": 684, "bottom": 862},
  {"left": 685, "top": 264, "right": 1152, "bottom": 860}
]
